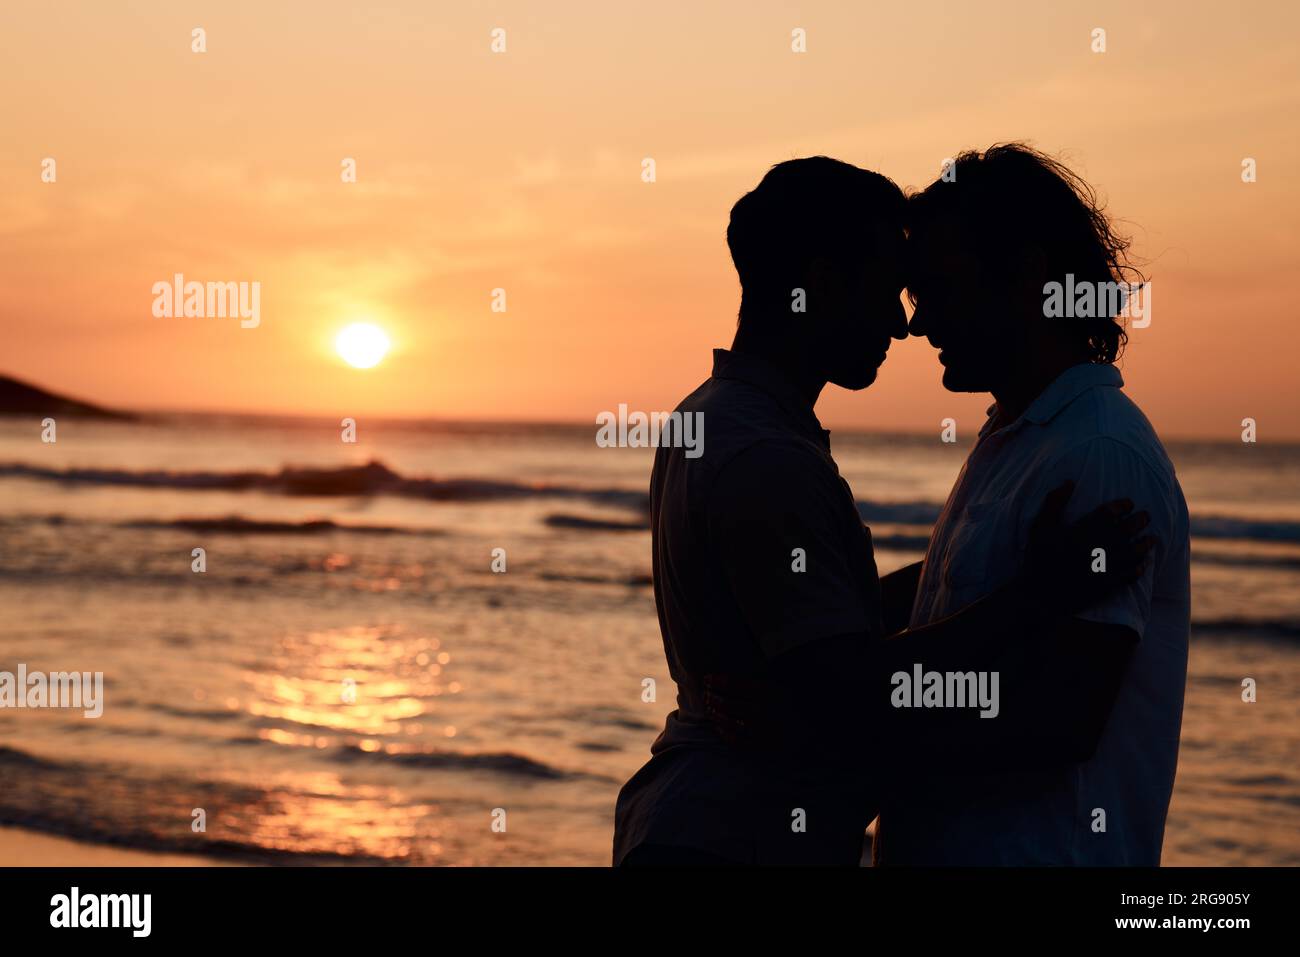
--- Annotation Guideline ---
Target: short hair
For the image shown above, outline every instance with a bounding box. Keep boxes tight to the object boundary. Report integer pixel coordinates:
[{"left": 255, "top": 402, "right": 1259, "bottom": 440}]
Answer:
[
  {"left": 727, "top": 157, "right": 905, "bottom": 323},
  {"left": 907, "top": 143, "right": 1144, "bottom": 363}
]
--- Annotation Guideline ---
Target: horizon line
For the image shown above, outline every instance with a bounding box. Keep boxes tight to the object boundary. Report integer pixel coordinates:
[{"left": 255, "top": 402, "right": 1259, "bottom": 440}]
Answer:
[
  {"left": 30, "top": 404, "right": 1300, "bottom": 448},
  {"left": 4, "top": 372, "right": 1294, "bottom": 446}
]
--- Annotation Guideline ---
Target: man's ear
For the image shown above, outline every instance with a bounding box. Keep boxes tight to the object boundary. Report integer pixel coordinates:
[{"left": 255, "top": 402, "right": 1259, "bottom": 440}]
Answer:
[
  {"left": 1013, "top": 245, "right": 1049, "bottom": 310},
  {"left": 1014, "top": 245, "right": 1048, "bottom": 287},
  {"left": 803, "top": 256, "right": 837, "bottom": 305}
]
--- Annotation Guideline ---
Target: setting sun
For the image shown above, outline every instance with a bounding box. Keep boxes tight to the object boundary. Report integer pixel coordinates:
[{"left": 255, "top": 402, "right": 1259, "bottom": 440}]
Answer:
[{"left": 335, "top": 323, "right": 391, "bottom": 369}]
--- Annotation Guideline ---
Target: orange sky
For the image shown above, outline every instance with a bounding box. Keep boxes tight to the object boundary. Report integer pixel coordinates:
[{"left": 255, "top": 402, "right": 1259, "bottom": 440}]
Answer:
[{"left": 1, "top": 1, "right": 1297, "bottom": 439}]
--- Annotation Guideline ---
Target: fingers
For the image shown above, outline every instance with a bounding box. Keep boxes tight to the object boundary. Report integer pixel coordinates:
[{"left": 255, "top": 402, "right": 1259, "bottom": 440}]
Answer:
[
  {"left": 705, "top": 673, "right": 763, "bottom": 703},
  {"left": 1080, "top": 497, "right": 1135, "bottom": 528},
  {"left": 1060, "top": 524, "right": 1158, "bottom": 609},
  {"left": 703, "top": 673, "right": 762, "bottom": 745},
  {"left": 1125, "top": 534, "right": 1158, "bottom": 575},
  {"left": 1047, "top": 480, "right": 1076, "bottom": 508},
  {"left": 1101, "top": 527, "right": 1156, "bottom": 563},
  {"left": 1033, "top": 480, "right": 1076, "bottom": 530},
  {"left": 1100, "top": 534, "right": 1159, "bottom": 586},
  {"left": 703, "top": 688, "right": 747, "bottom": 746},
  {"left": 1027, "top": 489, "right": 1158, "bottom": 613},
  {"left": 1119, "top": 510, "right": 1151, "bottom": 537}
]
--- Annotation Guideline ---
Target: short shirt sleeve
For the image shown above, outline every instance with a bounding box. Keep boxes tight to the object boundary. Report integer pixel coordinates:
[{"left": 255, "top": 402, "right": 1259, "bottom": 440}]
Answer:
[
  {"left": 707, "top": 439, "right": 876, "bottom": 659},
  {"left": 1027, "top": 436, "right": 1177, "bottom": 638}
]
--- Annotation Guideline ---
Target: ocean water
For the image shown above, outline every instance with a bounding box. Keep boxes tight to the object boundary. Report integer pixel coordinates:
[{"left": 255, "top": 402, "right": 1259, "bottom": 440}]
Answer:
[{"left": 0, "top": 414, "right": 1297, "bottom": 865}]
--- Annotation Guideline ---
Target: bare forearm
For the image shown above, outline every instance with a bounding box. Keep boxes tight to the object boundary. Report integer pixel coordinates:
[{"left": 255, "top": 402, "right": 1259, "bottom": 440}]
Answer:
[
  {"left": 879, "top": 615, "right": 1137, "bottom": 774},
  {"left": 876, "top": 579, "right": 1046, "bottom": 676}
]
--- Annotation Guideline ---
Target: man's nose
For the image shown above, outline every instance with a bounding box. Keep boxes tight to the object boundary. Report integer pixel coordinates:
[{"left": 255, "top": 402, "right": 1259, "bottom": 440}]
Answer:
[
  {"left": 907, "top": 305, "right": 930, "bottom": 338},
  {"left": 889, "top": 300, "right": 909, "bottom": 340}
]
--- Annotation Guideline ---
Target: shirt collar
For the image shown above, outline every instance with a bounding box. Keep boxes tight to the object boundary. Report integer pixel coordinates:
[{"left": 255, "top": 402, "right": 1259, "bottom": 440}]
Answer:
[
  {"left": 711, "top": 348, "right": 831, "bottom": 448},
  {"left": 978, "top": 363, "right": 1124, "bottom": 439}
]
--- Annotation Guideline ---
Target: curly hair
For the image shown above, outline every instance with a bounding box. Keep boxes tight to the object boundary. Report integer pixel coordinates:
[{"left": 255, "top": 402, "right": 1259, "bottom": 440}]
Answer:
[{"left": 908, "top": 143, "right": 1146, "bottom": 363}]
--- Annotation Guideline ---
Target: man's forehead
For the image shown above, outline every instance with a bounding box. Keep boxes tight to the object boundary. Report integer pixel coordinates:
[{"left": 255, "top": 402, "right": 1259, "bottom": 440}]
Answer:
[
  {"left": 867, "top": 219, "right": 906, "bottom": 258},
  {"left": 907, "top": 211, "right": 965, "bottom": 246},
  {"left": 906, "top": 214, "right": 976, "bottom": 269}
]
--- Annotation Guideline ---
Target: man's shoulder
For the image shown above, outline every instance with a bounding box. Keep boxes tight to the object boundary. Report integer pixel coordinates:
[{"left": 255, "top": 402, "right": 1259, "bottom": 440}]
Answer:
[
  {"left": 1050, "top": 379, "right": 1178, "bottom": 485},
  {"left": 670, "top": 377, "right": 827, "bottom": 476},
  {"left": 710, "top": 434, "right": 836, "bottom": 497},
  {"left": 677, "top": 373, "right": 782, "bottom": 424},
  {"left": 1037, "top": 382, "right": 1190, "bottom": 539}
]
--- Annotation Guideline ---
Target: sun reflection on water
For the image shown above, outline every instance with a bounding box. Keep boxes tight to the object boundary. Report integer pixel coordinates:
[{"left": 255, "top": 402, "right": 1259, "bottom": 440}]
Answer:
[{"left": 217, "top": 624, "right": 476, "bottom": 862}]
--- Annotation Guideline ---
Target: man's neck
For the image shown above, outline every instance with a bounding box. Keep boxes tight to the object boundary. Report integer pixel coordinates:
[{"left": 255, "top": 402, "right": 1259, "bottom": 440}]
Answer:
[
  {"left": 990, "top": 352, "right": 1084, "bottom": 427},
  {"left": 730, "top": 324, "right": 826, "bottom": 408}
]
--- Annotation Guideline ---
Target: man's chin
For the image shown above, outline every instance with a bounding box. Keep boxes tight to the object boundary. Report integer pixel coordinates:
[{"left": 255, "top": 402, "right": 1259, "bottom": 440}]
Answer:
[
  {"left": 940, "top": 366, "right": 987, "bottom": 393},
  {"left": 833, "top": 367, "right": 880, "bottom": 391}
]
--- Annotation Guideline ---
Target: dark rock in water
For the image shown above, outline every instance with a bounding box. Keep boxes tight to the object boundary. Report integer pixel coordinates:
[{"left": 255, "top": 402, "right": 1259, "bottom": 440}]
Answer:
[
  {"left": 0, "top": 373, "right": 133, "bottom": 420},
  {"left": 544, "top": 513, "right": 649, "bottom": 532}
]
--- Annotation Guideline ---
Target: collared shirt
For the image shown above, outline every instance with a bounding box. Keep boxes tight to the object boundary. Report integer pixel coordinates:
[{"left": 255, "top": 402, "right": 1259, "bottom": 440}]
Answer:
[
  {"left": 877, "top": 362, "right": 1191, "bottom": 865},
  {"left": 613, "top": 349, "right": 883, "bottom": 865}
]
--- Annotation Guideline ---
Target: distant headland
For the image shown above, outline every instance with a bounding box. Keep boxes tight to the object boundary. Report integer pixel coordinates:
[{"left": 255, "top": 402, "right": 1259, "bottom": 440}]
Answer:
[{"left": 0, "top": 373, "right": 133, "bottom": 420}]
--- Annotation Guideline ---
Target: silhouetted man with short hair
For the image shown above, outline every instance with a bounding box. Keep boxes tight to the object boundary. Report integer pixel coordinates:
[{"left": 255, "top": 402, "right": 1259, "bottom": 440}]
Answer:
[{"left": 613, "top": 156, "right": 1154, "bottom": 866}]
